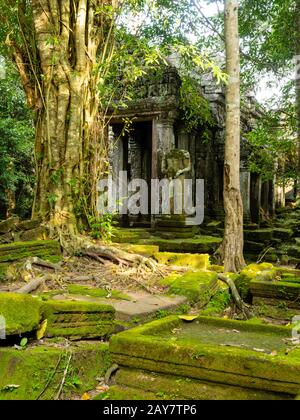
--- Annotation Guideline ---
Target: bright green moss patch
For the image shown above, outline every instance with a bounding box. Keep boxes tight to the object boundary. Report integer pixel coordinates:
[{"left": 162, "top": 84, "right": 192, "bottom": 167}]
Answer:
[
  {"left": 0, "top": 293, "right": 42, "bottom": 336},
  {"left": 0, "top": 240, "right": 61, "bottom": 266},
  {"left": 235, "top": 263, "right": 275, "bottom": 302},
  {"left": 117, "top": 244, "right": 159, "bottom": 257},
  {"left": 160, "top": 271, "right": 218, "bottom": 304},
  {"left": 154, "top": 252, "right": 210, "bottom": 270},
  {"left": 0, "top": 342, "right": 111, "bottom": 400},
  {"left": 200, "top": 289, "right": 232, "bottom": 316},
  {"left": 67, "top": 284, "right": 131, "bottom": 301}
]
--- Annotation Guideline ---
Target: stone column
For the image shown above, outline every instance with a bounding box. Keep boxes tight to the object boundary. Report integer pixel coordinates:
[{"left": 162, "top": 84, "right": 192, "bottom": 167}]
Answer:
[
  {"left": 268, "top": 179, "right": 275, "bottom": 217},
  {"left": 240, "top": 167, "right": 251, "bottom": 223},
  {"left": 128, "top": 133, "right": 142, "bottom": 180},
  {"left": 109, "top": 125, "right": 125, "bottom": 181},
  {"left": 250, "top": 173, "right": 262, "bottom": 224},
  {"left": 261, "top": 181, "right": 270, "bottom": 218},
  {"left": 153, "top": 114, "right": 176, "bottom": 179}
]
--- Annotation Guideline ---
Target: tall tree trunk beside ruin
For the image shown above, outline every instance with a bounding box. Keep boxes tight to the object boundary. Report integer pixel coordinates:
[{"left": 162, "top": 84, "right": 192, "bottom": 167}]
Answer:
[
  {"left": 6, "top": 1, "right": 116, "bottom": 236},
  {"left": 296, "top": 0, "right": 300, "bottom": 200},
  {"left": 222, "top": 0, "right": 246, "bottom": 272}
]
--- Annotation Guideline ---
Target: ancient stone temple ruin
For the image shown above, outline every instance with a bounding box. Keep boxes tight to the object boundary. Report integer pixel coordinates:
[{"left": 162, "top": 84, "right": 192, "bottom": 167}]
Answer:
[{"left": 108, "top": 64, "right": 274, "bottom": 228}]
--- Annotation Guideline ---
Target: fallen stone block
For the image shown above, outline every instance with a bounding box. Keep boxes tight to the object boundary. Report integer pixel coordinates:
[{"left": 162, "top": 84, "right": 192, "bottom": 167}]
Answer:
[
  {"left": 0, "top": 293, "right": 42, "bottom": 336},
  {"left": 42, "top": 300, "right": 115, "bottom": 340}
]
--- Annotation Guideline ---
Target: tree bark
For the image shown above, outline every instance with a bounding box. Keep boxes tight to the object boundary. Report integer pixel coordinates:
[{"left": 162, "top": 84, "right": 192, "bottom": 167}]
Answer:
[
  {"left": 221, "top": 0, "right": 246, "bottom": 273},
  {"left": 8, "top": 1, "right": 116, "bottom": 235},
  {"left": 296, "top": 0, "right": 300, "bottom": 200}
]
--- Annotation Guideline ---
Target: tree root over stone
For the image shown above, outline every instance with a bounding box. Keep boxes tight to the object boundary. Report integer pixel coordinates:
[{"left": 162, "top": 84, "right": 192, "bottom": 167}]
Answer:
[{"left": 218, "top": 273, "right": 252, "bottom": 320}]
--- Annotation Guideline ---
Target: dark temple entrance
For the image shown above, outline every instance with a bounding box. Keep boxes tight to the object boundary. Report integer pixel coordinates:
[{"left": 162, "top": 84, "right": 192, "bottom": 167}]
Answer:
[{"left": 110, "top": 120, "right": 153, "bottom": 227}]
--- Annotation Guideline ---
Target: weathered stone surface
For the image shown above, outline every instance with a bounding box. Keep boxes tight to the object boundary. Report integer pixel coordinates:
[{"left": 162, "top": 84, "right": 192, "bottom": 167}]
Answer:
[
  {"left": 15, "top": 219, "right": 41, "bottom": 232},
  {"left": 0, "top": 293, "right": 42, "bottom": 336},
  {"left": 20, "top": 227, "right": 49, "bottom": 242},
  {"left": 0, "top": 217, "right": 19, "bottom": 234},
  {"left": 44, "top": 291, "right": 187, "bottom": 325},
  {"left": 110, "top": 316, "right": 300, "bottom": 396},
  {"left": 154, "top": 252, "right": 209, "bottom": 270},
  {"left": 160, "top": 271, "right": 218, "bottom": 304},
  {"left": 42, "top": 300, "right": 115, "bottom": 340},
  {"left": 111, "top": 368, "right": 290, "bottom": 400},
  {"left": 0, "top": 240, "right": 61, "bottom": 265},
  {"left": 235, "top": 263, "right": 275, "bottom": 301},
  {"left": 250, "top": 280, "right": 300, "bottom": 304},
  {"left": 0, "top": 342, "right": 111, "bottom": 400},
  {"left": 0, "top": 233, "right": 14, "bottom": 244}
]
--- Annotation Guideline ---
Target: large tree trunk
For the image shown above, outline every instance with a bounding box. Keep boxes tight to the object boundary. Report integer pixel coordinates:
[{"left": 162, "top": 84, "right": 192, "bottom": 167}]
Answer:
[
  {"left": 222, "top": 0, "right": 246, "bottom": 273},
  {"left": 296, "top": 0, "right": 300, "bottom": 200},
  {"left": 8, "top": 1, "right": 115, "bottom": 235}
]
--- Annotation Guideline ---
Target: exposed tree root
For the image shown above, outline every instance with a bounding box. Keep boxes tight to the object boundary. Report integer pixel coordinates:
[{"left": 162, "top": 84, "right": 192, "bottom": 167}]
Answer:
[
  {"left": 218, "top": 273, "right": 251, "bottom": 320},
  {"left": 16, "top": 277, "right": 47, "bottom": 294}
]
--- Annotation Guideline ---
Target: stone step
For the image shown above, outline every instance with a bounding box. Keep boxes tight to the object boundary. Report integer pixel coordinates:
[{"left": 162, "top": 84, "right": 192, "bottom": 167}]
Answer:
[
  {"left": 250, "top": 280, "right": 300, "bottom": 305},
  {"left": 110, "top": 368, "right": 289, "bottom": 400}
]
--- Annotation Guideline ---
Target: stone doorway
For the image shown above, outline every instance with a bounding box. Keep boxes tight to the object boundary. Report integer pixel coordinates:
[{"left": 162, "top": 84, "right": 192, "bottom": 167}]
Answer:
[{"left": 110, "top": 120, "right": 153, "bottom": 227}]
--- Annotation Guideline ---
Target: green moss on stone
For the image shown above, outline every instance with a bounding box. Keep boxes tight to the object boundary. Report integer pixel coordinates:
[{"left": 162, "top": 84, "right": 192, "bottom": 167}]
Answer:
[
  {"left": 0, "top": 293, "right": 42, "bottom": 336},
  {"left": 0, "top": 241, "right": 61, "bottom": 264},
  {"left": 154, "top": 252, "right": 210, "bottom": 270},
  {"left": 117, "top": 244, "right": 159, "bottom": 257},
  {"left": 41, "top": 300, "right": 115, "bottom": 340},
  {"left": 110, "top": 315, "right": 300, "bottom": 395},
  {"left": 235, "top": 263, "right": 275, "bottom": 302},
  {"left": 67, "top": 284, "right": 131, "bottom": 301},
  {"left": 200, "top": 290, "right": 232, "bottom": 316},
  {"left": 160, "top": 271, "right": 218, "bottom": 304},
  {"left": 0, "top": 342, "right": 111, "bottom": 400}
]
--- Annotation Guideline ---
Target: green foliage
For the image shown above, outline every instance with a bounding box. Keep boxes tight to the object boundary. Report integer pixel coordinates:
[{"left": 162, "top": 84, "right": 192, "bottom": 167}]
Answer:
[
  {"left": 0, "top": 63, "right": 35, "bottom": 219},
  {"left": 179, "top": 76, "right": 214, "bottom": 132},
  {"left": 246, "top": 110, "right": 297, "bottom": 183},
  {"left": 88, "top": 214, "right": 117, "bottom": 243}
]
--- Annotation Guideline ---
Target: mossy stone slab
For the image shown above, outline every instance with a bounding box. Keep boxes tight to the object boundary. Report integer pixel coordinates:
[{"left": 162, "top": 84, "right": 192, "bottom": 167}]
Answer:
[
  {"left": 160, "top": 271, "right": 218, "bottom": 304},
  {"left": 110, "top": 316, "right": 300, "bottom": 395},
  {"left": 0, "top": 293, "right": 42, "bottom": 336},
  {"left": 42, "top": 300, "right": 115, "bottom": 340},
  {"left": 0, "top": 240, "right": 62, "bottom": 264},
  {"left": 0, "top": 342, "right": 111, "bottom": 400},
  {"left": 154, "top": 252, "right": 210, "bottom": 270},
  {"left": 113, "top": 368, "right": 291, "bottom": 400}
]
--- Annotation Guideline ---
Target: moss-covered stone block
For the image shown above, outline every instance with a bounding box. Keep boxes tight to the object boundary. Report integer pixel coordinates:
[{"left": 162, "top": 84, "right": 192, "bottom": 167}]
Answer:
[
  {"left": 200, "top": 289, "right": 232, "bottom": 317},
  {"left": 113, "top": 228, "right": 152, "bottom": 243},
  {"left": 20, "top": 227, "right": 50, "bottom": 242},
  {"left": 0, "top": 293, "right": 42, "bottom": 336},
  {"left": 42, "top": 300, "right": 115, "bottom": 340},
  {"left": 244, "top": 229, "right": 274, "bottom": 243},
  {"left": 0, "top": 217, "right": 19, "bottom": 234},
  {"left": 154, "top": 252, "right": 210, "bottom": 270},
  {"left": 0, "top": 342, "right": 111, "bottom": 400},
  {"left": 150, "top": 236, "right": 222, "bottom": 254},
  {"left": 110, "top": 315, "right": 300, "bottom": 396},
  {"left": 0, "top": 240, "right": 62, "bottom": 264},
  {"left": 116, "top": 243, "right": 159, "bottom": 257},
  {"left": 235, "top": 263, "right": 275, "bottom": 302},
  {"left": 112, "top": 367, "right": 290, "bottom": 400},
  {"left": 250, "top": 280, "right": 300, "bottom": 304},
  {"left": 160, "top": 271, "right": 218, "bottom": 304}
]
